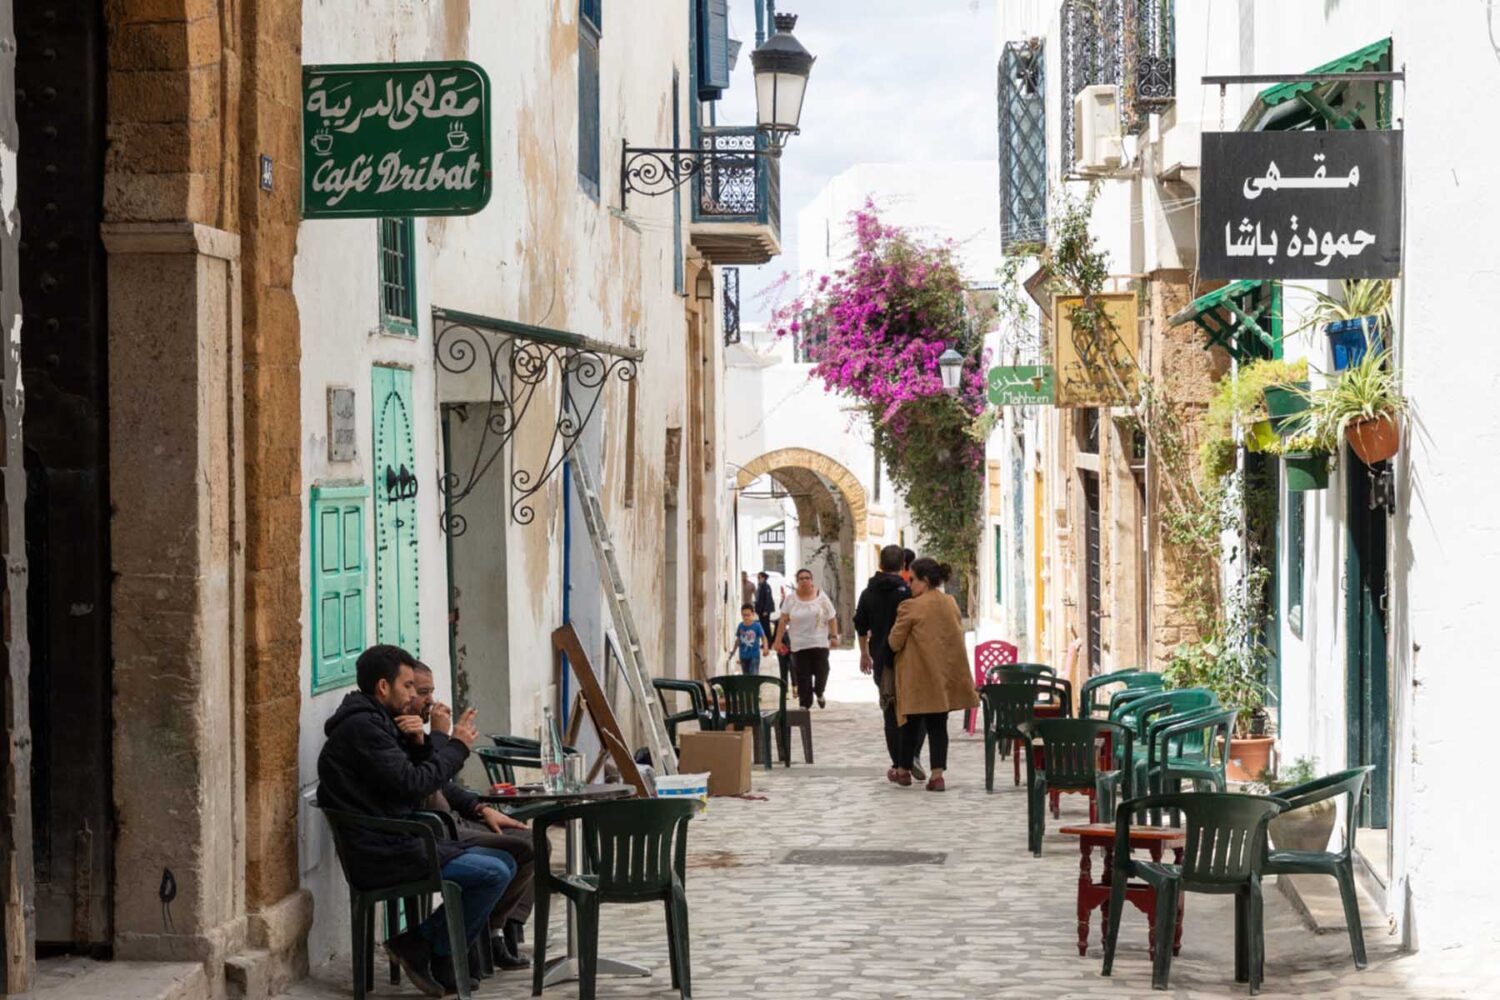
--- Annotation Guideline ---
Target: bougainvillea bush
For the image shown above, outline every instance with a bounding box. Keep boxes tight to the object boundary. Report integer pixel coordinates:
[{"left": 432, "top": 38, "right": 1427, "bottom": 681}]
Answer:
[{"left": 773, "top": 203, "right": 990, "bottom": 593}]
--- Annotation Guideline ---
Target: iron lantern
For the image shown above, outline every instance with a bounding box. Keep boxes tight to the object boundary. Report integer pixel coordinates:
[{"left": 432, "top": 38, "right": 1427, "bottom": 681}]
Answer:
[
  {"left": 938, "top": 349, "right": 965, "bottom": 393},
  {"left": 751, "top": 13, "right": 815, "bottom": 153}
]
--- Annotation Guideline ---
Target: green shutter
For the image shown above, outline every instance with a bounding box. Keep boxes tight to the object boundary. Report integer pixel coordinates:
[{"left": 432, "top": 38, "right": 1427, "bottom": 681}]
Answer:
[
  {"left": 372, "top": 365, "right": 421, "bottom": 655},
  {"left": 311, "top": 484, "right": 370, "bottom": 693},
  {"left": 993, "top": 523, "right": 1004, "bottom": 604}
]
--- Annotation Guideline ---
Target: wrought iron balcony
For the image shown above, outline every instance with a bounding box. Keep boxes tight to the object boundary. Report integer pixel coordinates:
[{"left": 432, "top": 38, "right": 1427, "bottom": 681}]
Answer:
[
  {"left": 690, "top": 126, "right": 781, "bottom": 266},
  {"left": 1129, "top": 0, "right": 1175, "bottom": 118}
]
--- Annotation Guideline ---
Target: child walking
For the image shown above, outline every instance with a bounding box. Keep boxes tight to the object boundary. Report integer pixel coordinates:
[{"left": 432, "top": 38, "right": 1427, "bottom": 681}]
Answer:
[{"left": 735, "top": 604, "right": 769, "bottom": 675}]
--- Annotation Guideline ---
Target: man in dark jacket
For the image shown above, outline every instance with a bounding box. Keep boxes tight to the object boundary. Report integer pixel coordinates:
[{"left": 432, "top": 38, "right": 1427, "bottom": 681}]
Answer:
[
  {"left": 317, "top": 644, "right": 510, "bottom": 997},
  {"left": 408, "top": 662, "right": 533, "bottom": 972},
  {"left": 753, "top": 571, "right": 776, "bottom": 637},
  {"left": 855, "top": 545, "right": 925, "bottom": 780}
]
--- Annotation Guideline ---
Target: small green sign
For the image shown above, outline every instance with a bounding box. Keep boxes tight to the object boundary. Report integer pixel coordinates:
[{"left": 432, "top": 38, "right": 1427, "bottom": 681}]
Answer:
[
  {"left": 302, "top": 61, "right": 492, "bottom": 219},
  {"left": 988, "top": 365, "right": 1055, "bottom": 406}
]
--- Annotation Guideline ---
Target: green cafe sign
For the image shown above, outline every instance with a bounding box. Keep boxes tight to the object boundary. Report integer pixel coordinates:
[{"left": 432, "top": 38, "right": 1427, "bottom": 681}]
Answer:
[
  {"left": 987, "top": 365, "right": 1055, "bottom": 406},
  {"left": 302, "top": 61, "right": 492, "bottom": 219}
]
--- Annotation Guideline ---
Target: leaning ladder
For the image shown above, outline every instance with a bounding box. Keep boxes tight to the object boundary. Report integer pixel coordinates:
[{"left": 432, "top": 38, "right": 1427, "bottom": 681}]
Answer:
[{"left": 570, "top": 449, "right": 679, "bottom": 775}]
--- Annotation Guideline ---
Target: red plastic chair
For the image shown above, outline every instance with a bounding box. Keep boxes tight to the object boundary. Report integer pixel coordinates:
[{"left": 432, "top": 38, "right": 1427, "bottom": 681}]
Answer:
[{"left": 966, "top": 640, "right": 1018, "bottom": 734}]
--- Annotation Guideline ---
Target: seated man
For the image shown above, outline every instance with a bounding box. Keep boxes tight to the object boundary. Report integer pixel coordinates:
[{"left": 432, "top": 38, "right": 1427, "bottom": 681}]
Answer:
[
  {"left": 317, "top": 644, "right": 510, "bottom": 997},
  {"left": 406, "top": 661, "right": 533, "bottom": 971}
]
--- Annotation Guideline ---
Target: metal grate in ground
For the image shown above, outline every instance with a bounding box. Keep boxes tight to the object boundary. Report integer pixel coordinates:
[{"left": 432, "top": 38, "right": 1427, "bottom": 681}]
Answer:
[{"left": 778, "top": 848, "right": 947, "bottom": 867}]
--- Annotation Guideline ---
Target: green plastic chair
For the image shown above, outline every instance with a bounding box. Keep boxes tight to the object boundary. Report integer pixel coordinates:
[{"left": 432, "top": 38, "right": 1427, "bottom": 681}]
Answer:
[
  {"left": 1079, "top": 668, "right": 1148, "bottom": 718},
  {"left": 983, "top": 662, "right": 1054, "bottom": 684},
  {"left": 652, "top": 678, "right": 719, "bottom": 748},
  {"left": 1146, "top": 707, "right": 1238, "bottom": 820},
  {"left": 531, "top": 798, "right": 702, "bottom": 1000},
  {"left": 479, "top": 735, "right": 582, "bottom": 785},
  {"left": 979, "top": 682, "right": 1037, "bottom": 792},
  {"left": 1262, "top": 766, "right": 1376, "bottom": 969},
  {"left": 1105, "top": 681, "right": 1165, "bottom": 720},
  {"left": 709, "top": 674, "right": 789, "bottom": 770},
  {"left": 321, "top": 808, "right": 475, "bottom": 1000},
  {"left": 1101, "top": 792, "right": 1289, "bottom": 994},
  {"left": 1099, "top": 689, "right": 1216, "bottom": 802},
  {"left": 1018, "top": 718, "right": 1130, "bottom": 855}
]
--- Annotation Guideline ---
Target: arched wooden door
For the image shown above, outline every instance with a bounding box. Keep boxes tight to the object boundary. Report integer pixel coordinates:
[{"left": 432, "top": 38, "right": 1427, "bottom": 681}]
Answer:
[{"left": 373, "top": 365, "right": 421, "bottom": 654}]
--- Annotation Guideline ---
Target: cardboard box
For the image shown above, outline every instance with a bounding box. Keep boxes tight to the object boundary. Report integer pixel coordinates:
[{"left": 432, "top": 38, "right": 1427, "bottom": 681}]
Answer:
[{"left": 677, "top": 730, "right": 753, "bottom": 797}]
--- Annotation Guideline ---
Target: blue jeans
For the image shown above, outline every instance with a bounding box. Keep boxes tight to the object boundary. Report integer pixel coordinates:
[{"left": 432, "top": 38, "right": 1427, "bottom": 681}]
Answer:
[
  {"left": 740, "top": 655, "right": 761, "bottom": 676},
  {"left": 421, "top": 847, "right": 516, "bottom": 955}
]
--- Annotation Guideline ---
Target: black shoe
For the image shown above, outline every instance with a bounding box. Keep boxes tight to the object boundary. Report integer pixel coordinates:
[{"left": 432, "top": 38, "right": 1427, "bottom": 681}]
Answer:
[
  {"left": 817, "top": 695, "right": 826, "bottom": 708},
  {"left": 430, "top": 953, "right": 480, "bottom": 996},
  {"left": 491, "top": 932, "right": 530, "bottom": 971},
  {"left": 383, "top": 930, "right": 444, "bottom": 998}
]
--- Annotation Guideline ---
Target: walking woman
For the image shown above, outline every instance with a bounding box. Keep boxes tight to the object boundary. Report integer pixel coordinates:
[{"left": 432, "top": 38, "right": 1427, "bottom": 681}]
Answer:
[
  {"left": 772, "top": 568, "right": 839, "bottom": 709},
  {"left": 886, "top": 558, "right": 979, "bottom": 791}
]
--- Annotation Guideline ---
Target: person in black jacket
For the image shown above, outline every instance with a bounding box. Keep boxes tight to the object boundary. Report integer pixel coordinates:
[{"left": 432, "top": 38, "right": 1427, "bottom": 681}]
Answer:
[
  {"left": 855, "top": 545, "right": 925, "bottom": 782},
  {"left": 317, "top": 644, "right": 512, "bottom": 997},
  {"left": 753, "top": 571, "right": 776, "bottom": 638},
  {"left": 408, "top": 662, "right": 533, "bottom": 972}
]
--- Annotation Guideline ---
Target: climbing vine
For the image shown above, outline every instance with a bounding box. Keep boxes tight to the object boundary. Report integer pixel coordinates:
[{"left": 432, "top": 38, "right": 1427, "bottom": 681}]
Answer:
[{"left": 774, "top": 204, "right": 991, "bottom": 596}]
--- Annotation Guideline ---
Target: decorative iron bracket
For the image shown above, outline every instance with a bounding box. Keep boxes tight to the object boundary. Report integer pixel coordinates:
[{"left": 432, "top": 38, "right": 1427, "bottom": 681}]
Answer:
[
  {"left": 433, "top": 309, "right": 641, "bottom": 531},
  {"left": 620, "top": 139, "right": 772, "bottom": 209}
]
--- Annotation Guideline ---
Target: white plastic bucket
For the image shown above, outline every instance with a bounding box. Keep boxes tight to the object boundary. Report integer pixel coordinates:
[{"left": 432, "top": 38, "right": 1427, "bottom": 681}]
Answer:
[{"left": 654, "top": 772, "right": 710, "bottom": 809}]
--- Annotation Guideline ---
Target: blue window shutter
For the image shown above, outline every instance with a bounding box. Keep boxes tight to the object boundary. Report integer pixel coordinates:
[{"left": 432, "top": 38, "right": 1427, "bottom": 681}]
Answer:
[
  {"left": 372, "top": 366, "right": 421, "bottom": 656},
  {"left": 578, "top": 2, "right": 602, "bottom": 197},
  {"left": 311, "top": 484, "right": 369, "bottom": 693},
  {"left": 698, "top": 0, "right": 731, "bottom": 99}
]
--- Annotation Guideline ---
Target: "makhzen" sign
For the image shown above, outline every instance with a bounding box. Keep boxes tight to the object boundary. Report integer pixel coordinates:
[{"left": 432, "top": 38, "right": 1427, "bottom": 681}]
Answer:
[{"left": 302, "top": 61, "right": 492, "bottom": 219}]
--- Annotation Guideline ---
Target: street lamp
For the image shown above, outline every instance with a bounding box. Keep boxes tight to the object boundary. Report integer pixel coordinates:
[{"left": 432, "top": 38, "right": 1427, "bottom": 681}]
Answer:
[
  {"left": 620, "top": 12, "right": 814, "bottom": 206},
  {"left": 751, "top": 14, "right": 816, "bottom": 153},
  {"left": 938, "top": 350, "right": 965, "bottom": 393},
  {"left": 695, "top": 269, "right": 715, "bottom": 301}
]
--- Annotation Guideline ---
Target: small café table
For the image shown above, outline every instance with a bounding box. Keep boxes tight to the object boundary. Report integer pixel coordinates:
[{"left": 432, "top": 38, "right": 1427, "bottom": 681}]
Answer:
[
  {"left": 480, "top": 782, "right": 636, "bottom": 988},
  {"left": 1058, "top": 823, "right": 1186, "bottom": 959}
]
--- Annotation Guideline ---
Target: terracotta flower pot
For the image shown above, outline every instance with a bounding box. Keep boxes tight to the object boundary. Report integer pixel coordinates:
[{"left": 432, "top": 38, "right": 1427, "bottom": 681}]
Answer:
[
  {"left": 1347, "top": 414, "right": 1400, "bottom": 465},
  {"left": 1226, "top": 735, "right": 1275, "bottom": 783},
  {"left": 1268, "top": 797, "right": 1338, "bottom": 852}
]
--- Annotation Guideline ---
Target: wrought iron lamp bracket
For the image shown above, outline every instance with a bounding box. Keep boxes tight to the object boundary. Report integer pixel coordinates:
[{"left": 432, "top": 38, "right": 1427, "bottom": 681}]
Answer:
[
  {"left": 434, "top": 311, "right": 639, "bottom": 532},
  {"left": 620, "top": 139, "right": 772, "bottom": 209}
]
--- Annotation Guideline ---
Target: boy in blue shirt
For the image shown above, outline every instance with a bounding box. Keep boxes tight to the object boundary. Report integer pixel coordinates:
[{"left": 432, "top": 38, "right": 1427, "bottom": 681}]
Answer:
[{"left": 735, "top": 604, "right": 769, "bottom": 675}]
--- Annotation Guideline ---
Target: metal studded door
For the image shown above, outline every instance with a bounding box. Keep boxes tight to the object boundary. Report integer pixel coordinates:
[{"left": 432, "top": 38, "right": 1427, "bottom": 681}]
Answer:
[
  {"left": 17, "top": 0, "right": 113, "bottom": 948},
  {"left": 372, "top": 366, "right": 421, "bottom": 654},
  {"left": 1082, "top": 472, "right": 1102, "bottom": 670}
]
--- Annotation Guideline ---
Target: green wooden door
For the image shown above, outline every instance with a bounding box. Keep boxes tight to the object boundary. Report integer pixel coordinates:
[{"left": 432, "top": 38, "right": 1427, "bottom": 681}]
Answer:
[
  {"left": 1346, "top": 452, "right": 1389, "bottom": 828},
  {"left": 372, "top": 365, "right": 420, "bottom": 654}
]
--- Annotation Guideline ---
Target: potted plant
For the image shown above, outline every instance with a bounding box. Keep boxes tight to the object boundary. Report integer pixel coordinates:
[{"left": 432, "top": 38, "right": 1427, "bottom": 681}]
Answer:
[
  {"left": 1200, "top": 359, "right": 1309, "bottom": 478},
  {"left": 1268, "top": 430, "right": 1334, "bottom": 491},
  {"left": 1163, "top": 636, "right": 1273, "bottom": 782},
  {"left": 1254, "top": 757, "right": 1337, "bottom": 851},
  {"left": 1247, "top": 359, "right": 1313, "bottom": 433},
  {"left": 1309, "top": 347, "right": 1408, "bottom": 465},
  {"left": 1300, "top": 279, "right": 1392, "bottom": 372}
]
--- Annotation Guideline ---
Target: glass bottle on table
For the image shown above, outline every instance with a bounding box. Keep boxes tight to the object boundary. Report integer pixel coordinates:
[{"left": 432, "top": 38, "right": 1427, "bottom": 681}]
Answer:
[{"left": 539, "top": 705, "right": 566, "bottom": 793}]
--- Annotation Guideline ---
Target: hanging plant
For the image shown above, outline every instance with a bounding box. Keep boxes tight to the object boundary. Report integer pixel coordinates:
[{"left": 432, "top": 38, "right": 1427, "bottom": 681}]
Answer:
[
  {"left": 1295, "top": 278, "right": 1393, "bottom": 371},
  {"left": 1308, "top": 347, "right": 1408, "bottom": 465}
]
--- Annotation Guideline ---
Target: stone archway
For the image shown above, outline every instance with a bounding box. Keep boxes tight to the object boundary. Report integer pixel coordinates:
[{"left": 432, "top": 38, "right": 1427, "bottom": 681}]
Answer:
[{"left": 737, "top": 449, "right": 868, "bottom": 645}]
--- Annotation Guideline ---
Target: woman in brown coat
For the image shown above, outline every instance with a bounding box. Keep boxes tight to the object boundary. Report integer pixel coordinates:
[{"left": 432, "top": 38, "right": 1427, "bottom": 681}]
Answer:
[{"left": 886, "top": 558, "right": 980, "bottom": 791}]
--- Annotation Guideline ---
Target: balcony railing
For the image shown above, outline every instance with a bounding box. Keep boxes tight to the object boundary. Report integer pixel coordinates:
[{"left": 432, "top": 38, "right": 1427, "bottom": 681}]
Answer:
[
  {"left": 690, "top": 125, "right": 781, "bottom": 265},
  {"left": 1129, "top": 0, "right": 1175, "bottom": 119}
]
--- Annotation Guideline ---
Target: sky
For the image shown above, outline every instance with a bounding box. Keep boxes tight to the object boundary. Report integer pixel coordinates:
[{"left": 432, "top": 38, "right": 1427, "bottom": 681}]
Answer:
[{"left": 716, "top": 0, "right": 998, "bottom": 325}]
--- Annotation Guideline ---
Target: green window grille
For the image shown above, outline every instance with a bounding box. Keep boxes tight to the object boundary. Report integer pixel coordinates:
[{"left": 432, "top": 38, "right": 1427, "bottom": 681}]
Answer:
[
  {"left": 998, "top": 39, "right": 1047, "bottom": 249},
  {"left": 379, "top": 217, "right": 416, "bottom": 336},
  {"left": 311, "top": 484, "right": 369, "bottom": 693},
  {"left": 1286, "top": 486, "right": 1305, "bottom": 639},
  {"left": 578, "top": 0, "right": 602, "bottom": 198}
]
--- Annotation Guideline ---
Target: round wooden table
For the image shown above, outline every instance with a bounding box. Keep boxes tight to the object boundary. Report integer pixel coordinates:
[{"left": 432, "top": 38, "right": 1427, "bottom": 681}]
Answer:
[{"left": 1059, "top": 823, "right": 1186, "bottom": 959}]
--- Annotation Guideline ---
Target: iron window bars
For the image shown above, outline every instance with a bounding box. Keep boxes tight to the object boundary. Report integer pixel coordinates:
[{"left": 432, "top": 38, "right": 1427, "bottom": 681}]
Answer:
[
  {"left": 1059, "top": 1, "right": 1175, "bottom": 173},
  {"left": 998, "top": 39, "right": 1047, "bottom": 249},
  {"left": 723, "top": 266, "right": 741, "bottom": 345}
]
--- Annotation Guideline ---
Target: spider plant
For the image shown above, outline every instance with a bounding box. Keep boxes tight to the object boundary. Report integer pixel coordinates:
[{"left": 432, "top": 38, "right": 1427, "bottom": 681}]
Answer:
[
  {"left": 1296, "top": 278, "right": 1393, "bottom": 331},
  {"left": 1309, "top": 348, "right": 1407, "bottom": 439}
]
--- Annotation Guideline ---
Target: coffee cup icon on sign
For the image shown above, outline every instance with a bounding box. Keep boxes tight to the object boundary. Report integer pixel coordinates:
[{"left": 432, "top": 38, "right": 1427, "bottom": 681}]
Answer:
[
  {"left": 447, "top": 124, "right": 470, "bottom": 152},
  {"left": 310, "top": 129, "right": 333, "bottom": 156}
]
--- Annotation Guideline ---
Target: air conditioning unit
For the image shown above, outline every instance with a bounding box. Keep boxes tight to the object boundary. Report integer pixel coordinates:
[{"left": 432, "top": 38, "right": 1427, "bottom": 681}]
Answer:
[{"left": 1074, "top": 84, "right": 1124, "bottom": 175}]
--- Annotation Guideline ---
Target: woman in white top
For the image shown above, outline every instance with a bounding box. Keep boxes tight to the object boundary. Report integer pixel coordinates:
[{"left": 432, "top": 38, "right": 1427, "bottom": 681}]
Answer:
[{"left": 772, "top": 567, "right": 840, "bottom": 709}]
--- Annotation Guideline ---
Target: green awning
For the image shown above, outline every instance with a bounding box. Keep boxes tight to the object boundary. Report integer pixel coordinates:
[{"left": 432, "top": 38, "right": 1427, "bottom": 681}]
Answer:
[
  {"left": 1169, "top": 280, "right": 1282, "bottom": 363},
  {"left": 1239, "top": 38, "right": 1392, "bottom": 131}
]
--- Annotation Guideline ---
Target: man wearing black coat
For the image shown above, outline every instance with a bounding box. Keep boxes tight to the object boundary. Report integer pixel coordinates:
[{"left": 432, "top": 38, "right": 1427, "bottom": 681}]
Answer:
[
  {"left": 318, "top": 644, "right": 513, "bottom": 997},
  {"left": 855, "top": 544, "right": 925, "bottom": 780}
]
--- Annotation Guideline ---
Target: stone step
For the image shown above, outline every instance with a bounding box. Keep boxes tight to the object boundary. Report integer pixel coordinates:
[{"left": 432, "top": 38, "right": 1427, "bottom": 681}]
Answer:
[
  {"left": 1277, "top": 871, "right": 1392, "bottom": 938},
  {"left": 36, "top": 957, "right": 208, "bottom": 1000}
]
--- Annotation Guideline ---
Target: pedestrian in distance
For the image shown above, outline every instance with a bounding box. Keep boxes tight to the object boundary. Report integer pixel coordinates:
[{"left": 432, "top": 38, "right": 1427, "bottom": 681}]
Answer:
[
  {"left": 753, "top": 571, "right": 777, "bottom": 641},
  {"left": 855, "top": 544, "right": 914, "bottom": 783},
  {"left": 772, "top": 568, "right": 840, "bottom": 709},
  {"left": 887, "top": 558, "right": 980, "bottom": 792},
  {"left": 735, "top": 603, "right": 769, "bottom": 675},
  {"left": 900, "top": 547, "right": 916, "bottom": 585},
  {"left": 741, "top": 570, "right": 756, "bottom": 608}
]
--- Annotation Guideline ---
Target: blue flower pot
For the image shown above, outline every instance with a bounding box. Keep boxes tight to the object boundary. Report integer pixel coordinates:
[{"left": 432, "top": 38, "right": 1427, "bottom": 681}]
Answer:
[{"left": 1326, "top": 317, "right": 1384, "bottom": 371}]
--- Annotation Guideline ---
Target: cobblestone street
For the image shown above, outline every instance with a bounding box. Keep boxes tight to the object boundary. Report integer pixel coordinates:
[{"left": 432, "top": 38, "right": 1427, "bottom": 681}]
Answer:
[{"left": 291, "top": 654, "right": 1482, "bottom": 1000}]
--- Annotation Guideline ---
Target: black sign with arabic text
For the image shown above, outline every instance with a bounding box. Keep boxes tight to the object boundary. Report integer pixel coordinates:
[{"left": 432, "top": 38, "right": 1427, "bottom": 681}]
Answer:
[{"left": 1200, "top": 130, "right": 1402, "bottom": 280}]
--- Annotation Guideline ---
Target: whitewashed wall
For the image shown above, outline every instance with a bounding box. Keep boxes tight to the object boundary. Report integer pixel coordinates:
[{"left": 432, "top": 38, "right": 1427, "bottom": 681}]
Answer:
[{"left": 295, "top": 0, "right": 712, "bottom": 965}]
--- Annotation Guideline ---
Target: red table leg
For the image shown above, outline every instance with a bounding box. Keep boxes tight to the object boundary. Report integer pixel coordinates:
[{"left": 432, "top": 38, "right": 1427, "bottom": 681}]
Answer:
[{"left": 1076, "top": 840, "right": 1093, "bottom": 956}]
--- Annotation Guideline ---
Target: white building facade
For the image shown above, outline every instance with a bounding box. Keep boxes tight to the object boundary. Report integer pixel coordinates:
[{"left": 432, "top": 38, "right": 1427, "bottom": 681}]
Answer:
[{"left": 996, "top": 0, "right": 1500, "bottom": 958}]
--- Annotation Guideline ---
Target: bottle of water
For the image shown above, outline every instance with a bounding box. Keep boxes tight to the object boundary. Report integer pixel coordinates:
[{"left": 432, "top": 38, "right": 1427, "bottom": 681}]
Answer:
[{"left": 539, "top": 706, "right": 565, "bottom": 793}]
